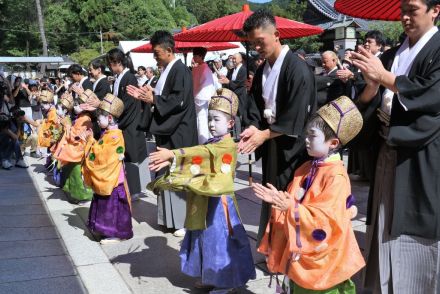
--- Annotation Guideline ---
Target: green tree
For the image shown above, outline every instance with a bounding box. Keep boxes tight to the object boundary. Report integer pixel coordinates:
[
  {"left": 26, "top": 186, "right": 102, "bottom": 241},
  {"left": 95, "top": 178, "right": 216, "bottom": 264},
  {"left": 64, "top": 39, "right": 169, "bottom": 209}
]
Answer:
[{"left": 367, "top": 21, "right": 404, "bottom": 45}]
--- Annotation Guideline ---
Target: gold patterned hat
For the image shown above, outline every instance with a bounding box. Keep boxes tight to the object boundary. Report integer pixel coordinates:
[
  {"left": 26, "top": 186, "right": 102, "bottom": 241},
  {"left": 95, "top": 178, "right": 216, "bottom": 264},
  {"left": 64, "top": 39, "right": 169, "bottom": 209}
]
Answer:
[
  {"left": 99, "top": 93, "right": 124, "bottom": 118},
  {"left": 317, "top": 96, "right": 363, "bottom": 145},
  {"left": 38, "top": 90, "right": 54, "bottom": 103},
  {"left": 209, "top": 88, "right": 239, "bottom": 117},
  {"left": 59, "top": 93, "right": 74, "bottom": 110},
  {"left": 79, "top": 89, "right": 98, "bottom": 104}
]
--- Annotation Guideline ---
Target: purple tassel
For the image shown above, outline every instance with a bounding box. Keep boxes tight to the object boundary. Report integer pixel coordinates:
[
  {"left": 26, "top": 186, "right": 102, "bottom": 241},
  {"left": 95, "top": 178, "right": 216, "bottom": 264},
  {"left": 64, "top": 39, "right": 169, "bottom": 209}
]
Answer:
[{"left": 346, "top": 194, "right": 355, "bottom": 209}]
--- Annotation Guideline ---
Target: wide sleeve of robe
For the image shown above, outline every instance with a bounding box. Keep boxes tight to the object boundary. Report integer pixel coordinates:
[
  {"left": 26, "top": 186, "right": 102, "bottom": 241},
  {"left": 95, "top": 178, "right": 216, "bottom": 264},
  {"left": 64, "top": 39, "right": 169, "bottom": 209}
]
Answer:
[
  {"left": 82, "top": 129, "right": 125, "bottom": 196},
  {"left": 148, "top": 137, "right": 237, "bottom": 197}
]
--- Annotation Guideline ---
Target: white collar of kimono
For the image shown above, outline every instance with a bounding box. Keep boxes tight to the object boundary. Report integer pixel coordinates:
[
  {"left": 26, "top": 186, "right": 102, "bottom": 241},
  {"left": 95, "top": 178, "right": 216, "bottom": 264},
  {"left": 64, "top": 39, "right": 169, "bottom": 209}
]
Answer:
[
  {"left": 113, "top": 68, "right": 129, "bottom": 97},
  {"left": 154, "top": 57, "right": 179, "bottom": 96},
  {"left": 262, "top": 45, "right": 290, "bottom": 125},
  {"left": 382, "top": 26, "right": 438, "bottom": 115},
  {"left": 79, "top": 76, "right": 87, "bottom": 87},
  {"left": 232, "top": 63, "right": 242, "bottom": 81},
  {"left": 93, "top": 75, "right": 106, "bottom": 91}
]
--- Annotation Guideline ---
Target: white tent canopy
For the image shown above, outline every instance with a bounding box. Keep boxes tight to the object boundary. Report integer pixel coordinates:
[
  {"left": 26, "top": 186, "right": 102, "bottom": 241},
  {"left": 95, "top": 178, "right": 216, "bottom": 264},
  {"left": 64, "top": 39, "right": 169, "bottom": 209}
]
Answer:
[{"left": 118, "top": 41, "right": 246, "bottom": 69}]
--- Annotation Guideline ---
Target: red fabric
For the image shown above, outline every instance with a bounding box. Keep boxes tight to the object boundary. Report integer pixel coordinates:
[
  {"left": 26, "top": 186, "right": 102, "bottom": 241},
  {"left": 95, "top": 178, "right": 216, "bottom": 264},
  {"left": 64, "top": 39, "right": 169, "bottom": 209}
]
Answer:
[
  {"left": 131, "top": 41, "right": 239, "bottom": 53},
  {"left": 334, "top": 0, "right": 400, "bottom": 21},
  {"left": 173, "top": 4, "right": 323, "bottom": 42}
]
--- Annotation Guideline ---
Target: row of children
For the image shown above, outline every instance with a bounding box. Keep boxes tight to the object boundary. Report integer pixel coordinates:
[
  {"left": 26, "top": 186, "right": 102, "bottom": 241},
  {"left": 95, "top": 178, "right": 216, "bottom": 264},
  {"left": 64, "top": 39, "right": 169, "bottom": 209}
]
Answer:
[
  {"left": 148, "top": 90, "right": 365, "bottom": 293},
  {"left": 36, "top": 84, "right": 365, "bottom": 293},
  {"left": 36, "top": 89, "right": 133, "bottom": 244}
]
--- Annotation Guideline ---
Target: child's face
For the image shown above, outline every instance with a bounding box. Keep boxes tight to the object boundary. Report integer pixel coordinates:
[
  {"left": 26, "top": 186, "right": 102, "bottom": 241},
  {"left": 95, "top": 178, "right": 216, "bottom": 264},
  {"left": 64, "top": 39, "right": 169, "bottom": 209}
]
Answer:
[
  {"left": 56, "top": 104, "right": 67, "bottom": 117},
  {"left": 41, "top": 102, "right": 51, "bottom": 111},
  {"left": 208, "top": 110, "right": 233, "bottom": 137},
  {"left": 98, "top": 114, "right": 111, "bottom": 129},
  {"left": 305, "top": 127, "right": 333, "bottom": 158}
]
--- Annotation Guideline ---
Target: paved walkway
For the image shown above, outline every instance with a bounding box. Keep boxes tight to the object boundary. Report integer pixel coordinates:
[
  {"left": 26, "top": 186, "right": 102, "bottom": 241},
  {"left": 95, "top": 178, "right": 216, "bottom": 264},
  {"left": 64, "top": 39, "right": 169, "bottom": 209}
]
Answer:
[
  {"left": 0, "top": 163, "right": 85, "bottom": 294},
  {"left": 0, "top": 154, "right": 369, "bottom": 293}
]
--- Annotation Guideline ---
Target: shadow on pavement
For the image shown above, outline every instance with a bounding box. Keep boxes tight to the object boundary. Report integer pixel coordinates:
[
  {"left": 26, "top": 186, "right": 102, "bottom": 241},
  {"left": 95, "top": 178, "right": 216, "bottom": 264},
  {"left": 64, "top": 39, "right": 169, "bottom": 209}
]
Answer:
[{"left": 111, "top": 236, "right": 193, "bottom": 290}]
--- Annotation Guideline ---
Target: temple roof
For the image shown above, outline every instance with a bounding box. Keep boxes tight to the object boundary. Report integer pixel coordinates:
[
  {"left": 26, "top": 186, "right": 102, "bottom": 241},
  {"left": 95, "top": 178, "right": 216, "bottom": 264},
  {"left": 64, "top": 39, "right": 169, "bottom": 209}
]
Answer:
[{"left": 308, "top": 0, "right": 339, "bottom": 20}]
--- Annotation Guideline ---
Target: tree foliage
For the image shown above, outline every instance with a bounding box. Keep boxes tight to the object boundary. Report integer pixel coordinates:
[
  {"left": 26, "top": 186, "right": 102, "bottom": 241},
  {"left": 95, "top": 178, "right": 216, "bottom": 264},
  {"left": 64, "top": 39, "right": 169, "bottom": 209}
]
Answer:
[{"left": 0, "top": 0, "right": 326, "bottom": 61}]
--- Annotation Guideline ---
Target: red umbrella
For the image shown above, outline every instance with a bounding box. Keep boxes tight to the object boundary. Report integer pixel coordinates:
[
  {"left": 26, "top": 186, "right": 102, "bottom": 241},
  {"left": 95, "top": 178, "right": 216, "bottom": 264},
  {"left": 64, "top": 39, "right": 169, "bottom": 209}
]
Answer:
[
  {"left": 174, "top": 4, "right": 323, "bottom": 42},
  {"left": 334, "top": 0, "right": 400, "bottom": 21},
  {"left": 131, "top": 40, "right": 239, "bottom": 53}
]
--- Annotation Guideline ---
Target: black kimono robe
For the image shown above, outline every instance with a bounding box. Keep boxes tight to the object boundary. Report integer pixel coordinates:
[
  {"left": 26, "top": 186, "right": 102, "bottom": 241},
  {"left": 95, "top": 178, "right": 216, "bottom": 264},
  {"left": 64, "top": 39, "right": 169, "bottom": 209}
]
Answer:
[
  {"left": 139, "top": 76, "right": 159, "bottom": 131},
  {"left": 150, "top": 60, "right": 198, "bottom": 149},
  {"left": 93, "top": 77, "right": 111, "bottom": 100},
  {"left": 113, "top": 71, "right": 147, "bottom": 163},
  {"left": 247, "top": 50, "right": 317, "bottom": 244},
  {"left": 226, "top": 65, "right": 248, "bottom": 125},
  {"left": 358, "top": 30, "right": 440, "bottom": 239}
]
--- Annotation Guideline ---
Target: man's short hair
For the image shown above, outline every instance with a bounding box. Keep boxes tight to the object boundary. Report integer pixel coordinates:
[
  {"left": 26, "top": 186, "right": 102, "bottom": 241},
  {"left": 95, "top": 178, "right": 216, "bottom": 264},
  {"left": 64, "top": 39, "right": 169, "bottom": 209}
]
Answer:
[
  {"left": 146, "top": 67, "right": 154, "bottom": 74},
  {"left": 67, "top": 64, "right": 84, "bottom": 77},
  {"left": 243, "top": 9, "right": 276, "bottom": 33},
  {"left": 424, "top": 0, "right": 440, "bottom": 10},
  {"left": 150, "top": 30, "right": 175, "bottom": 53},
  {"left": 193, "top": 47, "right": 207, "bottom": 58},
  {"left": 365, "top": 30, "right": 386, "bottom": 47},
  {"left": 138, "top": 66, "right": 146, "bottom": 71}
]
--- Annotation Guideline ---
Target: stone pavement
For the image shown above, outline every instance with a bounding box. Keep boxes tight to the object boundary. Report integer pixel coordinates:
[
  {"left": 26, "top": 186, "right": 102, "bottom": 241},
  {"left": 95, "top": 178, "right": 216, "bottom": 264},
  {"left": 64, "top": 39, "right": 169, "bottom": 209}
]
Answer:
[
  {"left": 0, "top": 154, "right": 370, "bottom": 294},
  {"left": 0, "top": 162, "right": 86, "bottom": 294}
]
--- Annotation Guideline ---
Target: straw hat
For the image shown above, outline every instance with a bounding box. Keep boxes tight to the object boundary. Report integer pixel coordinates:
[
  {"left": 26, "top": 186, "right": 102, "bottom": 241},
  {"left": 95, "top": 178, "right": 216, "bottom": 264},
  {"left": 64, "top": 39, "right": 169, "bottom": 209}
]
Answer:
[
  {"left": 209, "top": 88, "right": 239, "bottom": 117},
  {"left": 317, "top": 96, "right": 363, "bottom": 145},
  {"left": 59, "top": 93, "right": 74, "bottom": 110},
  {"left": 78, "top": 89, "right": 98, "bottom": 104},
  {"left": 38, "top": 90, "right": 54, "bottom": 103},
  {"left": 99, "top": 93, "right": 124, "bottom": 118}
]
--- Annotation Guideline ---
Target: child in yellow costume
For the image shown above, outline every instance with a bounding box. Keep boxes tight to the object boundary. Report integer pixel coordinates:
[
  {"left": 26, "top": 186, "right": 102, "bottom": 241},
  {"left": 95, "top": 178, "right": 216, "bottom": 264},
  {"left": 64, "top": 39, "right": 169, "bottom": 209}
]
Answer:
[
  {"left": 253, "top": 96, "right": 365, "bottom": 294},
  {"left": 37, "top": 90, "right": 70, "bottom": 170},
  {"left": 53, "top": 91, "right": 93, "bottom": 203},
  {"left": 82, "top": 94, "right": 133, "bottom": 244},
  {"left": 148, "top": 88, "right": 256, "bottom": 293}
]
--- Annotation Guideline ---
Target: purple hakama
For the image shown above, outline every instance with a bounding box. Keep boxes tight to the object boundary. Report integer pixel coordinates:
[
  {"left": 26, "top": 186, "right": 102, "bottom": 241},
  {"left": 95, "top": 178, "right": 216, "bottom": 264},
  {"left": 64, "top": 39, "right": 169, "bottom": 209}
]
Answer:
[{"left": 88, "top": 183, "right": 133, "bottom": 239}]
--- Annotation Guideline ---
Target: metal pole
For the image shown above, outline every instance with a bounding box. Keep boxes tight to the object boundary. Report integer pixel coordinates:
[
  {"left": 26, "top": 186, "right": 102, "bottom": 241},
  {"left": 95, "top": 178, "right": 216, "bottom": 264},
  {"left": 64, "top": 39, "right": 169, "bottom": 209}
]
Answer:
[
  {"left": 245, "top": 41, "right": 253, "bottom": 186},
  {"left": 100, "top": 27, "right": 104, "bottom": 55}
]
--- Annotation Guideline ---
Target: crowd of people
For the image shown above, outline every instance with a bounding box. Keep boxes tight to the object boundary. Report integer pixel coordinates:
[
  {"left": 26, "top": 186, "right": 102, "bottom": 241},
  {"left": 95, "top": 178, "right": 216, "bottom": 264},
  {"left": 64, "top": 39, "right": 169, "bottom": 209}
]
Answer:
[{"left": 1, "top": 0, "right": 440, "bottom": 293}]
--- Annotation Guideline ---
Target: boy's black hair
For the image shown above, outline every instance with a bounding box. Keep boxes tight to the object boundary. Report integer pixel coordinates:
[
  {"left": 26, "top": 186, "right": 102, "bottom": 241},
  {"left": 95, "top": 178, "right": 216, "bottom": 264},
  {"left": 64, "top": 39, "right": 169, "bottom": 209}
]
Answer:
[
  {"left": 243, "top": 9, "right": 276, "bottom": 33},
  {"left": 67, "top": 64, "right": 84, "bottom": 77},
  {"left": 150, "top": 30, "right": 175, "bottom": 53},
  {"left": 90, "top": 60, "right": 106, "bottom": 72},
  {"left": 306, "top": 114, "right": 341, "bottom": 149},
  {"left": 365, "top": 30, "right": 386, "bottom": 47},
  {"left": 193, "top": 47, "right": 207, "bottom": 58}
]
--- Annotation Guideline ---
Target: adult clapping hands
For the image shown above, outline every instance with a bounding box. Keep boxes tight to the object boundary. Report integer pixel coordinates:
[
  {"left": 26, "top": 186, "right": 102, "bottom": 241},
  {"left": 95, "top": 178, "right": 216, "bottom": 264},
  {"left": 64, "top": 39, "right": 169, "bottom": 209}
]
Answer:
[{"left": 126, "top": 84, "right": 154, "bottom": 104}]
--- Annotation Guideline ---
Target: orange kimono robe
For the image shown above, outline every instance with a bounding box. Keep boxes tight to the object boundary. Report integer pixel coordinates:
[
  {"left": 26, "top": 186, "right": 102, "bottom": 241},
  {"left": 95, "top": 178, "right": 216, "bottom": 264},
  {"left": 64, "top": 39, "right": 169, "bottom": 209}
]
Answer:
[
  {"left": 258, "top": 159, "right": 365, "bottom": 291},
  {"left": 82, "top": 128, "right": 125, "bottom": 196},
  {"left": 53, "top": 113, "right": 93, "bottom": 165},
  {"left": 37, "top": 107, "right": 58, "bottom": 147}
]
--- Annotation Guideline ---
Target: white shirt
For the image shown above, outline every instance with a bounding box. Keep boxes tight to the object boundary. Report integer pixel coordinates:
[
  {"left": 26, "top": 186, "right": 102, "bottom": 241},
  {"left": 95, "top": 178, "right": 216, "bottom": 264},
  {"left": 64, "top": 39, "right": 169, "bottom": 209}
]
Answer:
[
  {"left": 113, "top": 68, "right": 129, "bottom": 97},
  {"left": 154, "top": 58, "right": 179, "bottom": 96},
  {"left": 231, "top": 63, "right": 242, "bottom": 81},
  {"left": 93, "top": 75, "right": 106, "bottom": 92}
]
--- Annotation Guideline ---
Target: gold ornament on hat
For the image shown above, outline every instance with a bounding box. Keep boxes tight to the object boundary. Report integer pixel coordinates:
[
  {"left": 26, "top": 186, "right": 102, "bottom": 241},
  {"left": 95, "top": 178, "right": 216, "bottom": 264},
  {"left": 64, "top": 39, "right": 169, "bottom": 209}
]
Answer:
[
  {"left": 38, "top": 90, "right": 54, "bottom": 103},
  {"left": 209, "top": 88, "right": 238, "bottom": 117},
  {"left": 317, "top": 96, "right": 363, "bottom": 145},
  {"left": 60, "top": 93, "right": 74, "bottom": 110},
  {"left": 99, "top": 93, "right": 124, "bottom": 118},
  {"left": 79, "top": 89, "right": 98, "bottom": 104}
]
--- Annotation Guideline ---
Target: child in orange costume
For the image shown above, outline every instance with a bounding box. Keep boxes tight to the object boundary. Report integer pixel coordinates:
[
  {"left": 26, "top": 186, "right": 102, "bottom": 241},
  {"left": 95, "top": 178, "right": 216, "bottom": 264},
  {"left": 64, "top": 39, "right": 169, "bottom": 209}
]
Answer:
[
  {"left": 253, "top": 96, "right": 365, "bottom": 294},
  {"left": 53, "top": 91, "right": 94, "bottom": 202},
  {"left": 37, "top": 90, "right": 59, "bottom": 148}
]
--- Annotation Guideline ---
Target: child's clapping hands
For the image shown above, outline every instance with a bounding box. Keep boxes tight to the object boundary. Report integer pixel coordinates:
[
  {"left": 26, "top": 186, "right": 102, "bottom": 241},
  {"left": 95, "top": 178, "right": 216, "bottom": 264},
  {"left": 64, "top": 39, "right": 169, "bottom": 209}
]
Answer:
[{"left": 252, "top": 183, "right": 292, "bottom": 211}]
